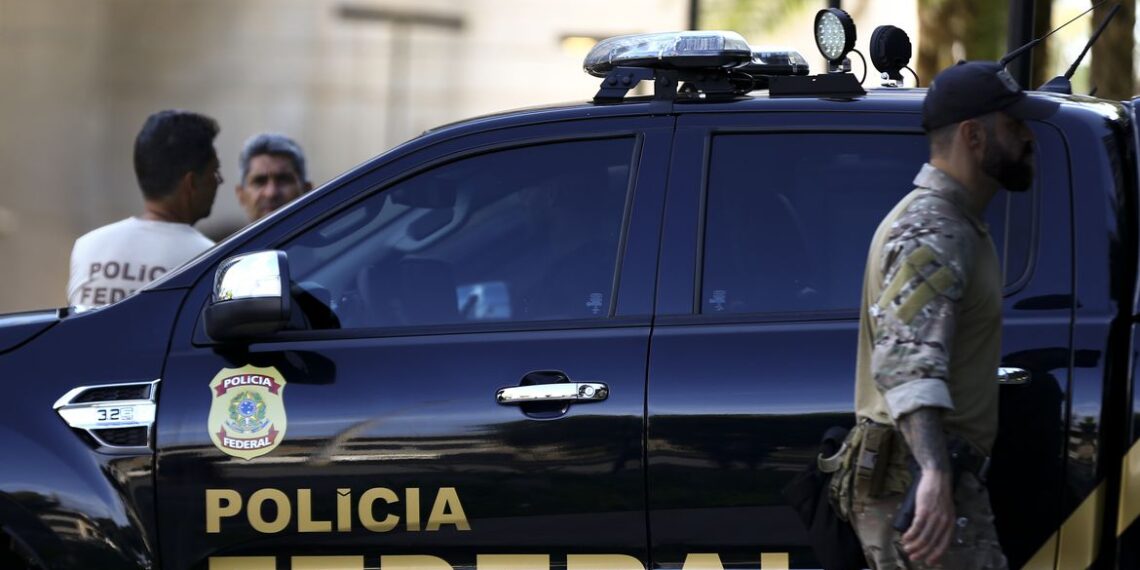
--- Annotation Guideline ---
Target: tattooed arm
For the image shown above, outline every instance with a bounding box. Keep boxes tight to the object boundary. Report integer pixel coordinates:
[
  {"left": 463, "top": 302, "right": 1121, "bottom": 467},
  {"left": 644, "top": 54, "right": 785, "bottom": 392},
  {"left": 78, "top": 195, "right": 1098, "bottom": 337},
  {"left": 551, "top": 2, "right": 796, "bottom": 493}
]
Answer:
[
  {"left": 898, "top": 407, "right": 950, "bottom": 472},
  {"left": 869, "top": 207, "right": 975, "bottom": 564},
  {"left": 897, "top": 407, "right": 954, "bottom": 564}
]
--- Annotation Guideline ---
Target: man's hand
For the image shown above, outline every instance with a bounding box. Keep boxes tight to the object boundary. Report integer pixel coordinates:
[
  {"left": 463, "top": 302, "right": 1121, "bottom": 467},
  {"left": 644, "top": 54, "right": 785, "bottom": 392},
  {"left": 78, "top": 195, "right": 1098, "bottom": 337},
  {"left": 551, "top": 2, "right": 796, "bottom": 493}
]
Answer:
[
  {"left": 896, "top": 407, "right": 954, "bottom": 565},
  {"left": 901, "top": 470, "right": 954, "bottom": 564}
]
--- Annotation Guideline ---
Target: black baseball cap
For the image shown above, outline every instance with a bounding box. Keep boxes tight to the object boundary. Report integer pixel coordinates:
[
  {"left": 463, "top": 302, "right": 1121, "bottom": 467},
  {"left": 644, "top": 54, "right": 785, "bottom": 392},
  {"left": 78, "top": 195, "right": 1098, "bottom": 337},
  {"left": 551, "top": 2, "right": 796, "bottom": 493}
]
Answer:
[{"left": 922, "top": 60, "right": 1060, "bottom": 131}]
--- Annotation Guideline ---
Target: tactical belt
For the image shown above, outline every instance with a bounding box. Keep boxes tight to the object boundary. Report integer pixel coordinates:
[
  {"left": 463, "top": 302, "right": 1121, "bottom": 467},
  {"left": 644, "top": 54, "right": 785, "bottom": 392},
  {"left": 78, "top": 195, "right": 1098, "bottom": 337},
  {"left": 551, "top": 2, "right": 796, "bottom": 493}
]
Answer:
[{"left": 948, "top": 438, "right": 991, "bottom": 482}]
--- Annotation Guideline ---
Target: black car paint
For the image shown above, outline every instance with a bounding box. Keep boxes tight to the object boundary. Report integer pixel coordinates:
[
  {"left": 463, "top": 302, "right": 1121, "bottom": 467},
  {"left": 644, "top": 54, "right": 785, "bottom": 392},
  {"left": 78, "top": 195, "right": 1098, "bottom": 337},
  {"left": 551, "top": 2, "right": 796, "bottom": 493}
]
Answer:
[
  {"left": 0, "top": 310, "right": 59, "bottom": 354},
  {"left": 0, "top": 290, "right": 184, "bottom": 568},
  {"left": 0, "top": 91, "right": 1134, "bottom": 569},
  {"left": 154, "top": 116, "right": 673, "bottom": 568}
]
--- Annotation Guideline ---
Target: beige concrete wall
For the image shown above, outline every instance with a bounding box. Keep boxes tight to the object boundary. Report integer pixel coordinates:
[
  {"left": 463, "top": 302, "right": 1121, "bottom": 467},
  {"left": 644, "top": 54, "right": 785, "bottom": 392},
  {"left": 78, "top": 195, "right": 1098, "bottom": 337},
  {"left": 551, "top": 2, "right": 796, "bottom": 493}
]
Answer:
[
  {"left": 0, "top": 0, "right": 111, "bottom": 314},
  {"left": 0, "top": 0, "right": 692, "bottom": 313},
  {"left": 457, "top": 0, "right": 688, "bottom": 117},
  {"left": 96, "top": 0, "right": 468, "bottom": 237}
]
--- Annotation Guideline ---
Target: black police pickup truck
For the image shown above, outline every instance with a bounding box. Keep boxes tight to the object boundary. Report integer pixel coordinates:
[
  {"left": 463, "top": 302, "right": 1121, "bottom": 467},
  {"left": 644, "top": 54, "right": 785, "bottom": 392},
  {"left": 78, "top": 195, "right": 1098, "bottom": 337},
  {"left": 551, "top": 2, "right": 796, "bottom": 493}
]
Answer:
[{"left": 1, "top": 22, "right": 1139, "bottom": 570}]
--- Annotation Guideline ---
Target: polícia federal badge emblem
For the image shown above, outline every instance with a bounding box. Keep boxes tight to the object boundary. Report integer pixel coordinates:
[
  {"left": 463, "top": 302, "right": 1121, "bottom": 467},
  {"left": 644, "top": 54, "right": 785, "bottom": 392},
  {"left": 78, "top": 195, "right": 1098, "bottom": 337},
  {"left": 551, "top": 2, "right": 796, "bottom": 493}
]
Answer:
[{"left": 208, "top": 365, "right": 287, "bottom": 460}]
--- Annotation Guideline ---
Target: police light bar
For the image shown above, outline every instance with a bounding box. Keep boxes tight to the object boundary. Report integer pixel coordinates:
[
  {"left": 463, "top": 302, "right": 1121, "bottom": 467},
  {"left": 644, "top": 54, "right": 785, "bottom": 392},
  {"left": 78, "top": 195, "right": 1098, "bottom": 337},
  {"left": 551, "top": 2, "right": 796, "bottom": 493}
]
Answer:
[
  {"left": 583, "top": 31, "right": 753, "bottom": 77},
  {"left": 738, "top": 47, "right": 810, "bottom": 76}
]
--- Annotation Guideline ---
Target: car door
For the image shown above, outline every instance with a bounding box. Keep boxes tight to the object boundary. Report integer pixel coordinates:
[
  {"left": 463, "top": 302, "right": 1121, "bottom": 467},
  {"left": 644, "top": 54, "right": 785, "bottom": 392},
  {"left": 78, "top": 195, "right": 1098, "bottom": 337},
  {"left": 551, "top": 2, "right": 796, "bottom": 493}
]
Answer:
[
  {"left": 646, "top": 110, "right": 1072, "bottom": 569},
  {"left": 1120, "top": 98, "right": 1140, "bottom": 570},
  {"left": 154, "top": 116, "right": 672, "bottom": 570}
]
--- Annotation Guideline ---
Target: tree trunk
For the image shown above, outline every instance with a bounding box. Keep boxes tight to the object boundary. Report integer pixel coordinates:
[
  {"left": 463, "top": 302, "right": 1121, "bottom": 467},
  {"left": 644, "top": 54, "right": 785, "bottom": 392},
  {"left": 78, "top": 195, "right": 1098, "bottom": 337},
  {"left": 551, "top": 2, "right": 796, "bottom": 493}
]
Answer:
[
  {"left": 917, "top": 0, "right": 1007, "bottom": 86},
  {"left": 1090, "top": 0, "right": 1135, "bottom": 100},
  {"left": 1031, "top": 0, "right": 1052, "bottom": 88}
]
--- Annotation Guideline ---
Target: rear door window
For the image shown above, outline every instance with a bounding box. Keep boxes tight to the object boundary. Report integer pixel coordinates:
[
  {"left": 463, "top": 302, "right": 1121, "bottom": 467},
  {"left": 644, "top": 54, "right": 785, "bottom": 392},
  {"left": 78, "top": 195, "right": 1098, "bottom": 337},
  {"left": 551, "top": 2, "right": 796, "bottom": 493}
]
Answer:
[{"left": 699, "top": 132, "right": 1024, "bottom": 316}]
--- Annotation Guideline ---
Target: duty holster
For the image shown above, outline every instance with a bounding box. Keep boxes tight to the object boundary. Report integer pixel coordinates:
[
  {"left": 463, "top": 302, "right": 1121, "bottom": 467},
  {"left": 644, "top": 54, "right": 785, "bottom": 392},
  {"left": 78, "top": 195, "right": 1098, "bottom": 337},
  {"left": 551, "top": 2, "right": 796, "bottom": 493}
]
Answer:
[
  {"left": 782, "top": 426, "right": 867, "bottom": 570},
  {"left": 826, "top": 420, "right": 901, "bottom": 521}
]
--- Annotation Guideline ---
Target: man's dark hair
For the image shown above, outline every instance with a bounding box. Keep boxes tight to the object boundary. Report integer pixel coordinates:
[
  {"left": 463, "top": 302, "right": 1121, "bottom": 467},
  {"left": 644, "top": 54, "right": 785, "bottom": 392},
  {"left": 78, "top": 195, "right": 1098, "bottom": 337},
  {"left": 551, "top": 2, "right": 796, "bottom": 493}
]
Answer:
[
  {"left": 928, "top": 113, "right": 999, "bottom": 157},
  {"left": 928, "top": 123, "right": 958, "bottom": 156},
  {"left": 133, "top": 110, "right": 220, "bottom": 200}
]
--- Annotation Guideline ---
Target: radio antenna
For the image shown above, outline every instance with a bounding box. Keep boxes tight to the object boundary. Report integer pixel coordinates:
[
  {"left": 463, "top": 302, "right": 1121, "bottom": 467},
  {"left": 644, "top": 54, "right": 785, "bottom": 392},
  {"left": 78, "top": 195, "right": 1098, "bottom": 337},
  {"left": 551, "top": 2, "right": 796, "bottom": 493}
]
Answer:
[
  {"left": 1040, "top": 3, "right": 1122, "bottom": 94},
  {"left": 1000, "top": 0, "right": 1106, "bottom": 67}
]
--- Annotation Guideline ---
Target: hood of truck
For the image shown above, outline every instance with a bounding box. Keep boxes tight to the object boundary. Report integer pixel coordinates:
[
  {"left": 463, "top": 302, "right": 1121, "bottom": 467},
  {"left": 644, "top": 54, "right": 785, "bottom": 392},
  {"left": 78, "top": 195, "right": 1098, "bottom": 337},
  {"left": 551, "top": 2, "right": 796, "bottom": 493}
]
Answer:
[{"left": 0, "top": 309, "right": 61, "bottom": 354}]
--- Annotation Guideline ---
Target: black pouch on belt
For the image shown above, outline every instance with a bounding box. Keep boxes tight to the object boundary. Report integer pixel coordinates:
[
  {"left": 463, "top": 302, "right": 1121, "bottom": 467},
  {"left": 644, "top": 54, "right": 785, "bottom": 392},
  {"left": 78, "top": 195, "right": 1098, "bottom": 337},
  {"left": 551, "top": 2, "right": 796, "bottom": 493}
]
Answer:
[
  {"left": 782, "top": 426, "right": 867, "bottom": 570},
  {"left": 854, "top": 421, "right": 895, "bottom": 499}
]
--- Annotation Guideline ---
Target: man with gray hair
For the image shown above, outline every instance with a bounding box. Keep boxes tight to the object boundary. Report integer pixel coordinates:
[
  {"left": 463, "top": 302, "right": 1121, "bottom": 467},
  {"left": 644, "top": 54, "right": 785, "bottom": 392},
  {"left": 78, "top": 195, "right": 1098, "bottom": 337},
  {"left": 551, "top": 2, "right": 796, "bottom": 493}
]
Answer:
[{"left": 235, "top": 133, "right": 313, "bottom": 221}]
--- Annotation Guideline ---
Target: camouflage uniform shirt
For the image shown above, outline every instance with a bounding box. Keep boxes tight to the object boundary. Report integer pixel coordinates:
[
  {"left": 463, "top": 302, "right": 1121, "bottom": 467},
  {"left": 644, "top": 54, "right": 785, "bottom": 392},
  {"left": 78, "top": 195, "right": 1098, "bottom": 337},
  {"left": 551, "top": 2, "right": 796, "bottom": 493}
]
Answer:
[{"left": 854, "top": 163, "right": 1002, "bottom": 454}]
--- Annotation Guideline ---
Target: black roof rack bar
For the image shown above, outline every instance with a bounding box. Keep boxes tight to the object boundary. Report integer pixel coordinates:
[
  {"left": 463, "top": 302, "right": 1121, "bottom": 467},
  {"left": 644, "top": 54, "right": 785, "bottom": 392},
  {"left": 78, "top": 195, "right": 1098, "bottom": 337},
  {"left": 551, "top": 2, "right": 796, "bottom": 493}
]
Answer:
[
  {"left": 593, "top": 67, "right": 683, "bottom": 114},
  {"left": 593, "top": 67, "right": 665, "bottom": 103},
  {"left": 593, "top": 66, "right": 754, "bottom": 112},
  {"left": 594, "top": 65, "right": 865, "bottom": 106},
  {"left": 769, "top": 73, "right": 866, "bottom": 98}
]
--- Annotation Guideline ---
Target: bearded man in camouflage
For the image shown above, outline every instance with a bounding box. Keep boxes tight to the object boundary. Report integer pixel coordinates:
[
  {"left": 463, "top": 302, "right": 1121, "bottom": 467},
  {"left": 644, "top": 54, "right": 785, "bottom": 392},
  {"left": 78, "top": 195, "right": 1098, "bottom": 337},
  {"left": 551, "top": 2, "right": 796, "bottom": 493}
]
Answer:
[{"left": 850, "top": 61, "right": 1059, "bottom": 569}]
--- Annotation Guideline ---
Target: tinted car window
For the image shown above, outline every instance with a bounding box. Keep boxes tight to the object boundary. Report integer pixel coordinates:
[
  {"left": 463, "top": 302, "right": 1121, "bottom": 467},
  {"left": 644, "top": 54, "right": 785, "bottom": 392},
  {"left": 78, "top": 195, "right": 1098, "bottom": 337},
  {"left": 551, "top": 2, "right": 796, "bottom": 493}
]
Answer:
[
  {"left": 700, "top": 133, "right": 1011, "bottom": 315},
  {"left": 284, "top": 138, "right": 635, "bottom": 329}
]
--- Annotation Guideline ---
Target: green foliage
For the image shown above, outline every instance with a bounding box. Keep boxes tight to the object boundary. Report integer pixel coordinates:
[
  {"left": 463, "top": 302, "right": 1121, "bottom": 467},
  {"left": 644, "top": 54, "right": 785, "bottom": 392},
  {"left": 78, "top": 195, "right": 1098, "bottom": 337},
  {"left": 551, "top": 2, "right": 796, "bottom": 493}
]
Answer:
[
  {"left": 916, "top": 0, "right": 1008, "bottom": 85},
  {"left": 699, "top": 0, "right": 813, "bottom": 35}
]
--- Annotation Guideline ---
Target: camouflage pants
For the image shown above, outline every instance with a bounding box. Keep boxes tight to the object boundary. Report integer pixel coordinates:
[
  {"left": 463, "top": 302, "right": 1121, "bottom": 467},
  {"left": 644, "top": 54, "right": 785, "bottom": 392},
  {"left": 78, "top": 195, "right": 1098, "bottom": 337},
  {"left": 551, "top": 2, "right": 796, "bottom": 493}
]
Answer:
[{"left": 851, "top": 472, "right": 1008, "bottom": 570}]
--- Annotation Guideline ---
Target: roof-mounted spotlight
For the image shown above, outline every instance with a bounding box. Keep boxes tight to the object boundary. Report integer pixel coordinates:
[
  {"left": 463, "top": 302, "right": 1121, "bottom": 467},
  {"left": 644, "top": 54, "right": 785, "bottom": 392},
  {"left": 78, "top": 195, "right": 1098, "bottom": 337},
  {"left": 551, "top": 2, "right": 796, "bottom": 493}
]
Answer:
[
  {"left": 768, "top": 9, "right": 865, "bottom": 98},
  {"left": 870, "top": 25, "right": 916, "bottom": 86},
  {"left": 814, "top": 8, "right": 856, "bottom": 72}
]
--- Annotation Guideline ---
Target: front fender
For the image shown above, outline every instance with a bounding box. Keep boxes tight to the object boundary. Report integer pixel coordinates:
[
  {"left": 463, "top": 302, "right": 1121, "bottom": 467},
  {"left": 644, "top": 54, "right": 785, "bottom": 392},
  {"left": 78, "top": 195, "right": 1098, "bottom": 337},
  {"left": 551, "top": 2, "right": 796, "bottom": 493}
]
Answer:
[
  {"left": 0, "top": 290, "right": 186, "bottom": 569},
  {"left": 0, "top": 421, "right": 153, "bottom": 569}
]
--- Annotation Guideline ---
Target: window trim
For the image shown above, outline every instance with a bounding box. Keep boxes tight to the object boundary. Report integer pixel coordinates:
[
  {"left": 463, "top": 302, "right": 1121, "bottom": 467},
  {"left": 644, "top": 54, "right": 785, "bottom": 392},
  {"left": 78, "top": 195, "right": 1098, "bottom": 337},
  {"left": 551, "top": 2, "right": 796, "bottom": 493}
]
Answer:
[
  {"left": 655, "top": 309, "right": 860, "bottom": 328},
  {"left": 249, "top": 315, "right": 653, "bottom": 343},
  {"left": 997, "top": 162, "right": 1042, "bottom": 296}
]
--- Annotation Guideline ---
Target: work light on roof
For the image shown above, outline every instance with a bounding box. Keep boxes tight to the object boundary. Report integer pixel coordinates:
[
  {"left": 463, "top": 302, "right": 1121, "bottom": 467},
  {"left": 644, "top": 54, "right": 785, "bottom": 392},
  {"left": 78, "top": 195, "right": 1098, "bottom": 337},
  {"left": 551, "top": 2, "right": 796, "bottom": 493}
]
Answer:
[
  {"left": 870, "top": 25, "right": 914, "bottom": 86},
  {"left": 583, "top": 31, "right": 753, "bottom": 77},
  {"left": 815, "top": 8, "right": 856, "bottom": 64}
]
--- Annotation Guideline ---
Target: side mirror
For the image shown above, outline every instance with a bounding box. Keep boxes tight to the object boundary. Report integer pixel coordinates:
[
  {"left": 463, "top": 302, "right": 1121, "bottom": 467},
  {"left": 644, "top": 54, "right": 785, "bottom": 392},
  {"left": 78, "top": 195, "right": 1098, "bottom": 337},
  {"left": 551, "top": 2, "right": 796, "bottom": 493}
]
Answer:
[{"left": 204, "top": 251, "right": 291, "bottom": 341}]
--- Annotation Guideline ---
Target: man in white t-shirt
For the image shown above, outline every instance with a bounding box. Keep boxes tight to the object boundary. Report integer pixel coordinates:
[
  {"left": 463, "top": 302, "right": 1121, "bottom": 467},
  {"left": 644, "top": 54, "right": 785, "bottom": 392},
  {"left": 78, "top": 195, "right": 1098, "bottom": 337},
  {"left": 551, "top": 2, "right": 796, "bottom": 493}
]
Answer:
[{"left": 68, "top": 110, "right": 222, "bottom": 308}]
